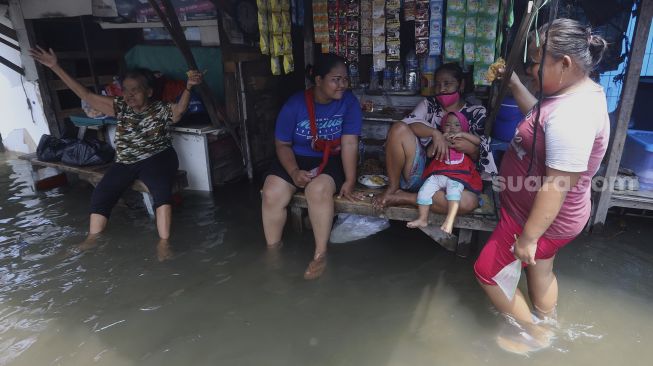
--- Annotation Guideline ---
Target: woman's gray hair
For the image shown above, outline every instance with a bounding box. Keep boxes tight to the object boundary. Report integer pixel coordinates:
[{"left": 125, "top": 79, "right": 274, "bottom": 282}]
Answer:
[{"left": 532, "top": 18, "right": 608, "bottom": 74}]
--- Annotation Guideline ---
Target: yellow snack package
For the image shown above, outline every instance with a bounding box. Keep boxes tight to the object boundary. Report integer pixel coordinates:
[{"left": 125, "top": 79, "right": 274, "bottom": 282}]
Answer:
[
  {"left": 283, "top": 54, "right": 295, "bottom": 74},
  {"left": 271, "top": 56, "right": 281, "bottom": 75},
  {"left": 281, "top": 10, "right": 291, "bottom": 32},
  {"left": 271, "top": 12, "right": 283, "bottom": 35},
  {"left": 282, "top": 33, "right": 292, "bottom": 54},
  {"left": 272, "top": 34, "right": 284, "bottom": 56},
  {"left": 259, "top": 31, "right": 270, "bottom": 55},
  {"left": 269, "top": 0, "right": 281, "bottom": 11}
]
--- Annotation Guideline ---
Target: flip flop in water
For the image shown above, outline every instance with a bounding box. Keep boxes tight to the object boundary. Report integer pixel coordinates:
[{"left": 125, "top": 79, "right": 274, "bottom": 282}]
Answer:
[
  {"left": 303, "top": 253, "right": 327, "bottom": 280},
  {"left": 496, "top": 319, "right": 555, "bottom": 356}
]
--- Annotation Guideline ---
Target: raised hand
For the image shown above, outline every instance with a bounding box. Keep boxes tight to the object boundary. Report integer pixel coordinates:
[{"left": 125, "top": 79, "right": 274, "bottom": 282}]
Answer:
[
  {"left": 29, "top": 46, "right": 58, "bottom": 68},
  {"left": 185, "top": 70, "right": 204, "bottom": 89}
]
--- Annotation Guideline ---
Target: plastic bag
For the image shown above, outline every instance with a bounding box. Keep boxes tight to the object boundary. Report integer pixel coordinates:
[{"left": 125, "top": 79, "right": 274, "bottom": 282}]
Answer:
[
  {"left": 61, "top": 139, "right": 115, "bottom": 166},
  {"left": 36, "top": 134, "right": 75, "bottom": 162},
  {"left": 329, "top": 214, "right": 390, "bottom": 243},
  {"left": 492, "top": 258, "right": 522, "bottom": 301}
]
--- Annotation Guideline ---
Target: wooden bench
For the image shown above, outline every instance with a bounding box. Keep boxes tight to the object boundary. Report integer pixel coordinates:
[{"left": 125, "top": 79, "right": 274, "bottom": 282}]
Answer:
[
  {"left": 19, "top": 153, "right": 188, "bottom": 217},
  {"left": 288, "top": 184, "right": 498, "bottom": 257}
]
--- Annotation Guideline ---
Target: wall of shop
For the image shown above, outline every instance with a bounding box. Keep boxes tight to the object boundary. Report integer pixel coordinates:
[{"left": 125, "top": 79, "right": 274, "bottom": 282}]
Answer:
[{"left": 0, "top": 1, "right": 51, "bottom": 153}]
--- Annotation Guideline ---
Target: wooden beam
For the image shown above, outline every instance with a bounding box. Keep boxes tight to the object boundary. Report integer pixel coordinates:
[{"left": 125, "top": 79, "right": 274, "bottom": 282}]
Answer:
[
  {"left": 485, "top": 0, "right": 545, "bottom": 136},
  {"left": 590, "top": 0, "right": 653, "bottom": 231}
]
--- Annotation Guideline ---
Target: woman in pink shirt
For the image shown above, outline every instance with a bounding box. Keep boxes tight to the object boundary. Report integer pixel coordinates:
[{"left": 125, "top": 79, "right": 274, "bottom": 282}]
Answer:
[{"left": 474, "top": 19, "right": 610, "bottom": 352}]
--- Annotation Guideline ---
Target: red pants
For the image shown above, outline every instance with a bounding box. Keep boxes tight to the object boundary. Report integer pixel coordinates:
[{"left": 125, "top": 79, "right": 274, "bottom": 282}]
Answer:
[{"left": 474, "top": 208, "right": 575, "bottom": 285}]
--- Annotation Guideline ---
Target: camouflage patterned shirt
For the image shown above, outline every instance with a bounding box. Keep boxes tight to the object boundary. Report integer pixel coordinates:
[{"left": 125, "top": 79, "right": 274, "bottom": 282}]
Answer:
[{"left": 113, "top": 97, "right": 174, "bottom": 164}]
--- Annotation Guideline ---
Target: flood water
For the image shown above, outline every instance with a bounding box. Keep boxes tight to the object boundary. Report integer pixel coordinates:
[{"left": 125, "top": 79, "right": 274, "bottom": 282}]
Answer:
[{"left": 1, "top": 151, "right": 652, "bottom": 365}]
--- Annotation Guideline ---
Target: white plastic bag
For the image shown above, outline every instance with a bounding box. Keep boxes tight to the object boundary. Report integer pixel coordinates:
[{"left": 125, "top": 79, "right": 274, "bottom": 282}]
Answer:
[
  {"left": 329, "top": 214, "right": 390, "bottom": 243},
  {"left": 493, "top": 258, "right": 522, "bottom": 301}
]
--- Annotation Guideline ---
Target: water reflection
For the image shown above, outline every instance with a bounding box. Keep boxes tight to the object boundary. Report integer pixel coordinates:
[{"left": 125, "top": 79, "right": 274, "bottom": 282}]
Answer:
[{"left": 1, "top": 152, "right": 653, "bottom": 365}]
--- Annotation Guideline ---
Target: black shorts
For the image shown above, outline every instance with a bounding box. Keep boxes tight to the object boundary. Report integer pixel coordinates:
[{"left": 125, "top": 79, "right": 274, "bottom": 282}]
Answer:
[{"left": 266, "top": 155, "right": 346, "bottom": 192}]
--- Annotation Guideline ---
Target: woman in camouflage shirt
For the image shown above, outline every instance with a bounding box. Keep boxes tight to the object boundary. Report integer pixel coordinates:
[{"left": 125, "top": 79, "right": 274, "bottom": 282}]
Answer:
[{"left": 30, "top": 47, "right": 201, "bottom": 251}]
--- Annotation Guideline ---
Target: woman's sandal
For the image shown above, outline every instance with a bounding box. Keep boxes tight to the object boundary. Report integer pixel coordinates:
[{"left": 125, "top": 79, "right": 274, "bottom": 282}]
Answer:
[{"left": 303, "top": 253, "right": 327, "bottom": 280}]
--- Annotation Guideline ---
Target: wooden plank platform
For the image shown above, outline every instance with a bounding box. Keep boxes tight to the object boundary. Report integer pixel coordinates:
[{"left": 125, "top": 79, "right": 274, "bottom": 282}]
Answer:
[
  {"left": 289, "top": 184, "right": 499, "bottom": 257},
  {"left": 19, "top": 153, "right": 188, "bottom": 194},
  {"left": 20, "top": 153, "right": 188, "bottom": 217}
]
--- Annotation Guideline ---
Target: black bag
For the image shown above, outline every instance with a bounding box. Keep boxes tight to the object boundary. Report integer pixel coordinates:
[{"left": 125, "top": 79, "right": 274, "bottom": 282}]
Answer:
[
  {"left": 61, "top": 139, "right": 115, "bottom": 166},
  {"left": 36, "top": 134, "right": 74, "bottom": 162}
]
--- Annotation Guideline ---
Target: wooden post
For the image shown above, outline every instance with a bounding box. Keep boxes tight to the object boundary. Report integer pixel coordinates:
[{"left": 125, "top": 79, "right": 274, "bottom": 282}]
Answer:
[
  {"left": 590, "top": 0, "right": 653, "bottom": 231},
  {"left": 146, "top": 0, "right": 242, "bottom": 153},
  {"left": 79, "top": 16, "right": 100, "bottom": 93},
  {"left": 485, "top": 0, "right": 545, "bottom": 136},
  {"left": 236, "top": 61, "right": 254, "bottom": 180}
]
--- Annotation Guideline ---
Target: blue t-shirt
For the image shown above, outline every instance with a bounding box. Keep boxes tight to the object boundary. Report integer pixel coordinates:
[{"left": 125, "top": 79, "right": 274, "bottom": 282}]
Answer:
[{"left": 275, "top": 90, "right": 363, "bottom": 158}]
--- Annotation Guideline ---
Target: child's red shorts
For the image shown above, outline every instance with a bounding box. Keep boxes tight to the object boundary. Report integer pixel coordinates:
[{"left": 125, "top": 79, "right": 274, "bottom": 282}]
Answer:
[{"left": 474, "top": 208, "right": 575, "bottom": 285}]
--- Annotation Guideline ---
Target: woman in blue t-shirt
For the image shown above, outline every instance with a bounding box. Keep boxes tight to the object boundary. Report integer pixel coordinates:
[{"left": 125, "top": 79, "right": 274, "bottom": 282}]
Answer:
[{"left": 261, "top": 53, "right": 362, "bottom": 280}]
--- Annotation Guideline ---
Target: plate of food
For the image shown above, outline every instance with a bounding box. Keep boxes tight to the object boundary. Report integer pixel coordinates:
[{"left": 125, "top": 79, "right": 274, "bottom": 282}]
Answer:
[{"left": 358, "top": 174, "right": 389, "bottom": 188}]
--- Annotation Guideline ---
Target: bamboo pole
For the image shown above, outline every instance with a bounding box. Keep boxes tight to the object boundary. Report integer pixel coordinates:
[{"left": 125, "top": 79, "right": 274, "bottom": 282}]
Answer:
[{"left": 485, "top": 0, "right": 545, "bottom": 137}]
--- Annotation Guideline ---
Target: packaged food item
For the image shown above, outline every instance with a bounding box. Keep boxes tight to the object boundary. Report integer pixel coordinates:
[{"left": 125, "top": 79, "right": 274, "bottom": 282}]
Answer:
[
  {"left": 283, "top": 54, "right": 294, "bottom": 74},
  {"left": 258, "top": 4, "right": 270, "bottom": 55},
  {"left": 271, "top": 11, "right": 283, "bottom": 34},
  {"left": 485, "top": 57, "right": 506, "bottom": 82},
  {"left": 360, "top": 0, "right": 373, "bottom": 54},
  {"left": 313, "top": 0, "right": 329, "bottom": 53},
  {"left": 416, "top": 38, "right": 429, "bottom": 55},
  {"left": 404, "top": 0, "right": 416, "bottom": 20},
  {"left": 416, "top": 1, "right": 430, "bottom": 21},
  {"left": 386, "top": 0, "right": 401, "bottom": 63},
  {"left": 427, "top": 1, "right": 444, "bottom": 56},
  {"left": 281, "top": 10, "right": 291, "bottom": 32},
  {"left": 415, "top": 21, "right": 429, "bottom": 38},
  {"left": 271, "top": 57, "right": 281, "bottom": 75}
]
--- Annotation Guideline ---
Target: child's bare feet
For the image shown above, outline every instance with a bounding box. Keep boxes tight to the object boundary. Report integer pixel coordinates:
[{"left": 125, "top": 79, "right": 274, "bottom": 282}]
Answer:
[
  {"left": 407, "top": 218, "right": 428, "bottom": 228},
  {"left": 440, "top": 220, "right": 454, "bottom": 234}
]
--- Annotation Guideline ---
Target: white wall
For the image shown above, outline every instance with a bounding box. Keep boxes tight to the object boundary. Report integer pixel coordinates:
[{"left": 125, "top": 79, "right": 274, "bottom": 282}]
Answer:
[{"left": 0, "top": 1, "right": 51, "bottom": 153}]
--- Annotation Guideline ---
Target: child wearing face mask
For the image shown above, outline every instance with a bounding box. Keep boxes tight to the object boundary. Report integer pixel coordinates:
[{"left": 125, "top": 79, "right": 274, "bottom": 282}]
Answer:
[{"left": 407, "top": 111, "right": 482, "bottom": 233}]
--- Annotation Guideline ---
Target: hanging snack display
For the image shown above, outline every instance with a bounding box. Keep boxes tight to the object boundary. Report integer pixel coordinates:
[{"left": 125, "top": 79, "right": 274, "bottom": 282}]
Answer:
[
  {"left": 372, "top": 0, "right": 385, "bottom": 71},
  {"left": 345, "top": 0, "right": 360, "bottom": 63},
  {"left": 360, "top": 0, "right": 372, "bottom": 55},
  {"left": 256, "top": 0, "right": 293, "bottom": 75},
  {"left": 472, "top": 0, "right": 500, "bottom": 85},
  {"left": 328, "top": 0, "right": 347, "bottom": 56},
  {"left": 429, "top": 0, "right": 444, "bottom": 56},
  {"left": 313, "top": 0, "right": 329, "bottom": 53},
  {"left": 415, "top": 0, "right": 430, "bottom": 56},
  {"left": 443, "top": 0, "right": 465, "bottom": 64},
  {"left": 257, "top": 0, "right": 270, "bottom": 55},
  {"left": 404, "top": 0, "right": 416, "bottom": 21},
  {"left": 385, "top": 0, "right": 401, "bottom": 62},
  {"left": 463, "top": 0, "right": 479, "bottom": 67}
]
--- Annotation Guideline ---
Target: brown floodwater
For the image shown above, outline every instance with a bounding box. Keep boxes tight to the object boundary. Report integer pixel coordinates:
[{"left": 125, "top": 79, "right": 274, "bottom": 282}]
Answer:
[{"left": 1, "top": 152, "right": 652, "bottom": 365}]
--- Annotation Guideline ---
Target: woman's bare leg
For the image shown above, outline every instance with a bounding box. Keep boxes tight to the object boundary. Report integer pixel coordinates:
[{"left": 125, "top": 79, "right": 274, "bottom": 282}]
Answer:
[
  {"left": 155, "top": 204, "right": 172, "bottom": 239},
  {"left": 304, "top": 175, "right": 336, "bottom": 258},
  {"left": 526, "top": 256, "right": 558, "bottom": 319},
  {"left": 374, "top": 122, "right": 418, "bottom": 208},
  {"left": 261, "top": 175, "right": 296, "bottom": 246},
  {"left": 89, "top": 213, "right": 108, "bottom": 235}
]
